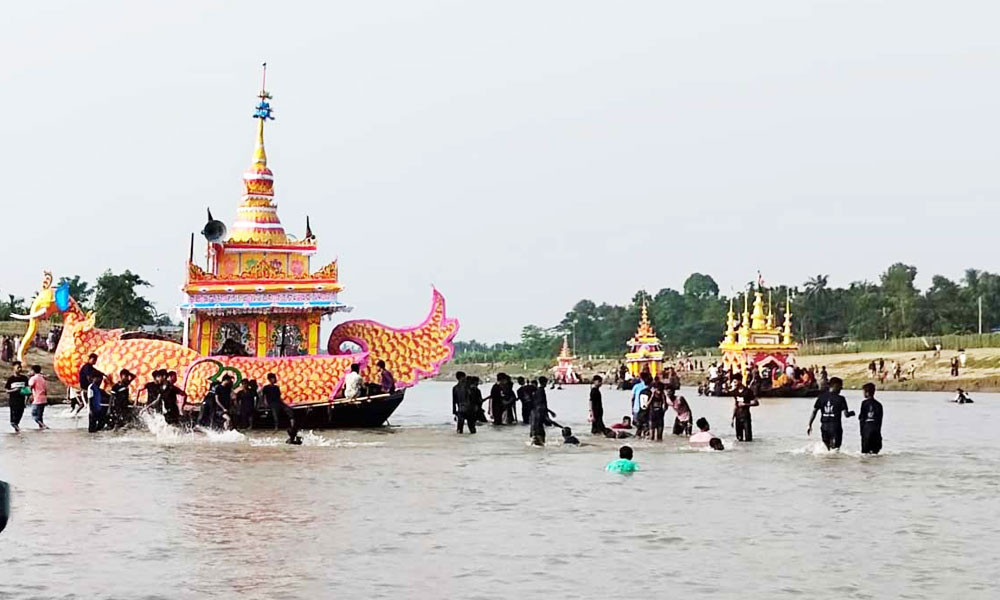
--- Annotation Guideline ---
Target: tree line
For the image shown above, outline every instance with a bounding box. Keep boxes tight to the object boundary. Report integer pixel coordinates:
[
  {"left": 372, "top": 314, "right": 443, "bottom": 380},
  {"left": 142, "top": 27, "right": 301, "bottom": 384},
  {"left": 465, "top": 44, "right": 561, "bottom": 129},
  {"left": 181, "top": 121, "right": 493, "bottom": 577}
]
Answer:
[
  {"left": 455, "top": 263, "right": 1000, "bottom": 363},
  {"left": 0, "top": 270, "right": 174, "bottom": 329}
]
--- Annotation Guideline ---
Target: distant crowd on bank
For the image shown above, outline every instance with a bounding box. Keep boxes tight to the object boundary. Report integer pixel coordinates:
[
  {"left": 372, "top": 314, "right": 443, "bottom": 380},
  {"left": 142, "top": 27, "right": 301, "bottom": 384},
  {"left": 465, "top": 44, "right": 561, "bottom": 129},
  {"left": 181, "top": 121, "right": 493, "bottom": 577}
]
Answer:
[{"left": 0, "top": 329, "right": 62, "bottom": 363}]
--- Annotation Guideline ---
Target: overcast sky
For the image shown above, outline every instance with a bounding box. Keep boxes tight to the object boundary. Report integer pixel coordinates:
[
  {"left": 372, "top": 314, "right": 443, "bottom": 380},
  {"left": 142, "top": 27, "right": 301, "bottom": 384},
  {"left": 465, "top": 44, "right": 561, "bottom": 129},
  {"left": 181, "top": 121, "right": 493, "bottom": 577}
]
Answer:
[{"left": 2, "top": 1, "right": 999, "bottom": 342}]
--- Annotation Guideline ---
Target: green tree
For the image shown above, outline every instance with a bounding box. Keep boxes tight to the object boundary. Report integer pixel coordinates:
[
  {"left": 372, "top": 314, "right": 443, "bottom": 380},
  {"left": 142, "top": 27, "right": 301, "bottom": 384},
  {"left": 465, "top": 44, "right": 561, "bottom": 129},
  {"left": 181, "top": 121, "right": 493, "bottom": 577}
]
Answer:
[
  {"left": 682, "top": 273, "right": 719, "bottom": 299},
  {"left": 0, "top": 294, "right": 27, "bottom": 321},
  {"left": 921, "top": 275, "right": 971, "bottom": 334},
  {"left": 880, "top": 263, "right": 919, "bottom": 337},
  {"left": 519, "top": 324, "right": 558, "bottom": 359},
  {"left": 94, "top": 270, "right": 158, "bottom": 329}
]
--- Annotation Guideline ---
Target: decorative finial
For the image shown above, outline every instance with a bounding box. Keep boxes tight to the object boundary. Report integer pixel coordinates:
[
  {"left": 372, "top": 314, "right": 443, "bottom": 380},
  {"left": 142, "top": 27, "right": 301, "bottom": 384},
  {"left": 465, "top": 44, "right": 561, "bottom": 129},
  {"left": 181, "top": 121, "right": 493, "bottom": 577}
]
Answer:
[
  {"left": 305, "top": 216, "right": 314, "bottom": 240},
  {"left": 253, "top": 62, "right": 274, "bottom": 120}
]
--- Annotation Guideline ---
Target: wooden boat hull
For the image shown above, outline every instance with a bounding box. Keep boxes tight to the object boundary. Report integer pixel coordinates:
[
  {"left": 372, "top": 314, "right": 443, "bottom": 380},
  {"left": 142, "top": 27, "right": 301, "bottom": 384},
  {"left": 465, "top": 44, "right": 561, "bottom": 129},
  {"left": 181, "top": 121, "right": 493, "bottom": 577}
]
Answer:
[{"left": 248, "top": 390, "right": 406, "bottom": 429}]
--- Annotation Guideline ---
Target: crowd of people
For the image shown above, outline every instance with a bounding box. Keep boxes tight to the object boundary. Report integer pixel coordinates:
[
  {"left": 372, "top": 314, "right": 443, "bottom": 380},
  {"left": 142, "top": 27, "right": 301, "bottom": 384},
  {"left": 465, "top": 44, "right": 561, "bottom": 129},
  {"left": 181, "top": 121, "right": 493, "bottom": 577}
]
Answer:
[
  {"left": 448, "top": 360, "right": 891, "bottom": 463},
  {"left": 867, "top": 357, "right": 919, "bottom": 382},
  {"left": 449, "top": 369, "right": 731, "bottom": 450},
  {"left": 6, "top": 353, "right": 391, "bottom": 445},
  {"left": 0, "top": 329, "right": 61, "bottom": 363},
  {"left": 698, "top": 361, "right": 824, "bottom": 397}
]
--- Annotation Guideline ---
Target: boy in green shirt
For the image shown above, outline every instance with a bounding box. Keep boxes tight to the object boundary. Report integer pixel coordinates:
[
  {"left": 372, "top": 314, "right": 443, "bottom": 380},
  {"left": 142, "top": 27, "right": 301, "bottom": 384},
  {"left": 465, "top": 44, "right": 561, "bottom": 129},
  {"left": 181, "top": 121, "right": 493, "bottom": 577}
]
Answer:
[{"left": 606, "top": 445, "right": 639, "bottom": 473}]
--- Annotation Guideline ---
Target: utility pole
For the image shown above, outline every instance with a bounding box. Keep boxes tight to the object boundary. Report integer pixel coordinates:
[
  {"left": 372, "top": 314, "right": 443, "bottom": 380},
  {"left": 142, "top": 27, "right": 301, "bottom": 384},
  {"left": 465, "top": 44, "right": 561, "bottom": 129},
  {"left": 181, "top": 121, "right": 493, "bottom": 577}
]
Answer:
[{"left": 979, "top": 295, "right": 983, "bottom": 335}]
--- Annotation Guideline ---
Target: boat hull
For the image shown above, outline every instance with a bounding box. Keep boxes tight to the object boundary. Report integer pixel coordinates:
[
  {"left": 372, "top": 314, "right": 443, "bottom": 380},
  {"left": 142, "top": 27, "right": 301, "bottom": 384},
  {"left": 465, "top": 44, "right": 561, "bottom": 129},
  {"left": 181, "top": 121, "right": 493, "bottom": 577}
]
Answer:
[{"left": 248, "top": 390, "right": 406, "bottom": 429}]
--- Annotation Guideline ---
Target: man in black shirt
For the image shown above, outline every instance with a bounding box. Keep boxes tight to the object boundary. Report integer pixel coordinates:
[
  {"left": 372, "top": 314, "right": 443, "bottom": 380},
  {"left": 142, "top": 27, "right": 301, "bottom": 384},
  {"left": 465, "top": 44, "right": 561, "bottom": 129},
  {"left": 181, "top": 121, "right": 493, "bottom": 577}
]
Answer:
[
  {"left": 452, "top": 371, "right": 475, "bottom": 434},
  {"left": 162, "top": 371, "right": 186, "bottom": 425},
  {"left": 516, "top": 376, "right": 533, "bottom": 425},
  {"left": 732, "top": 380, "right": 759, "bottom": 442},
  {"left": 529, "top": 376, "right": 557, "bottom": 446},
  {"left": 808, "top": 377, "right": 855, "bottom": 450},
  {"left": 213, "top": 375, "right": 234, "bottom": 429},
  {"left": 143, "top": 370, "right": 166, "bottom": 414},
  {"left": 262, "top": 372, "right": 292, "bottom": 430},
  {"left": 78, "top": 353, "right": 103, "bottom": 416},
  {"left": 589, "top": 375, "right": 607, "bottom": 435},
  {"left": 235, "top": 379, "right": 258, "bottom": 430},
  {"left": 109, "top": 369, "right": 135, "bottom": 429},
  {"left": 488, "top": 374, "right": 506, "bottom": 426},
  {"left": 858, "top": 382, "right": 884, "bottom": 455},
  {"left": 6, "top": 361, "right": 30, "bottom": 433}
]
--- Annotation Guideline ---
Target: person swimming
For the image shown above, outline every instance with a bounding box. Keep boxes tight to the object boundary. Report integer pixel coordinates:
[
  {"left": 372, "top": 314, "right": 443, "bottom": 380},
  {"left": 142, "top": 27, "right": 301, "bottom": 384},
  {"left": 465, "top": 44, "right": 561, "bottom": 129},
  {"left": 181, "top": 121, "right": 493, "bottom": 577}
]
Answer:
[
  {"left": 689, "top": 417, "right": 725, "bottom": 450},
  {"left": 952, "top": 388, "right": 974, "bottom": 404},
  {"left": 605, "top": 445, "right": 638, "bottom": 473},
  {"left": 561, "top": 427, "right": 580, "bottom": 445}
]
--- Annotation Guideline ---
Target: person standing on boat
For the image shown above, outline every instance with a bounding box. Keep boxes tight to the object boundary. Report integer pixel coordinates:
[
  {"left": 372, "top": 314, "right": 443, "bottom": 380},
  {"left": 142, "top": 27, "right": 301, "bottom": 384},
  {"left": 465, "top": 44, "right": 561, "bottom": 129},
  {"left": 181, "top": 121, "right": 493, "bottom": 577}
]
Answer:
[
  {"left": 807, "top": 377, "right": 854, "bottom": 450},
  {"left": 263, "top": 373, "right": 293, "bottom": 431},
  {"left": 516, "top": 377, "right": 534, "bottom": 425},
  {"left": 858, "top": 383, "right": 884, "bottom": 455},
  {"left": 376, "top": 360, "right": 395, "bottom": 394},
  {"left": 589, "top": 375, "right": 607, "bottom": 435},
  {"left": 6, "top": 362, "right": 29, "bottom": 433},
  {"left": 529, "top": 376, "right": 557, "bottom": 446},
  {"left": 27, "top": 365, "right": 48, "bottom": 430}
]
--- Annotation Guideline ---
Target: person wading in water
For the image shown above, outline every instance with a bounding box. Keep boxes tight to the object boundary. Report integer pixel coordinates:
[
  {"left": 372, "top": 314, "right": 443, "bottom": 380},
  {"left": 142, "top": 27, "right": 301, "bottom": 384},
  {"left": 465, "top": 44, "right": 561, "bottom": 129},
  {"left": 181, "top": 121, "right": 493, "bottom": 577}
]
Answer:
[
  {"left": 517, "top": 377, "right": 534, "bottom": 425},
  {"left": 858, "top": 382, "right": 884, "bottom": 455},
  {"left": 529, "top": 376, "right": 557, "bottom": 446},
  {"left": 6, "top": 362, "right": 29, "bottom": 433},
  {"left": 731, "top": 380, "right": 758, "bottom": 442},
  {"left": 452, "top": 371, "right": 476, "bottom": 434},
  {"left": 589, "top": 375, "right": 607, "bottom": 435},
  {"left": 807, "top": 377, "right": 854, "bottom": 450}
]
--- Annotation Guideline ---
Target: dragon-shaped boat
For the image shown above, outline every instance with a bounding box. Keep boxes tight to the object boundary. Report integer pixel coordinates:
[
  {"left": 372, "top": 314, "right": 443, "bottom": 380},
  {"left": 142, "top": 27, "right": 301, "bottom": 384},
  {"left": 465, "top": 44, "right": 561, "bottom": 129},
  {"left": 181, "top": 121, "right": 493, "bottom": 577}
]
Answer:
[{"left": 14, "top": 68, "right": 459, "bottom": 427}]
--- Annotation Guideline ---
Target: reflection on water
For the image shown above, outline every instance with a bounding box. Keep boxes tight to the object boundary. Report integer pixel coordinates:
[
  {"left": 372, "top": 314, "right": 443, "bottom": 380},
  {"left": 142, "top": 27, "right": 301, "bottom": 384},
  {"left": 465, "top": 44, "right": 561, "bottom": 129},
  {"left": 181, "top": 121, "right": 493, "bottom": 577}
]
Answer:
[{"left": 1, "top": 383, "right": 998, "bottom": 599}]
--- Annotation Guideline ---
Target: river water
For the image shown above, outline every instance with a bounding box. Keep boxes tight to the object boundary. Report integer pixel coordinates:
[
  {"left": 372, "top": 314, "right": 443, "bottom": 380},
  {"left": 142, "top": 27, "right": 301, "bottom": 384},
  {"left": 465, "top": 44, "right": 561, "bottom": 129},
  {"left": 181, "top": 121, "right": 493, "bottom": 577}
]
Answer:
[{"left": 0, "top": 383, "right": 997, "bottom": 599}]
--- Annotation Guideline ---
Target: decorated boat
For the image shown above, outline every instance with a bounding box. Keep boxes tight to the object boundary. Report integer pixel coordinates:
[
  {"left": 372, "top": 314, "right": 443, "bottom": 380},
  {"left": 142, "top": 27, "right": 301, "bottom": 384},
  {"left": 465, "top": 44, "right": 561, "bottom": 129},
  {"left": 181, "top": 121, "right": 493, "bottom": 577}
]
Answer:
[
  {"left": 551, "top": 336, "right": 580, "bottom": 384},
  {"left": 713, "top": 285, "right": 818, "bottom": 398},
  {"left": 14, "top": 69, "right": 459, "bottom": 427},
  {"left": 624, "top": 302, "right": 664, "bottom": 379}
]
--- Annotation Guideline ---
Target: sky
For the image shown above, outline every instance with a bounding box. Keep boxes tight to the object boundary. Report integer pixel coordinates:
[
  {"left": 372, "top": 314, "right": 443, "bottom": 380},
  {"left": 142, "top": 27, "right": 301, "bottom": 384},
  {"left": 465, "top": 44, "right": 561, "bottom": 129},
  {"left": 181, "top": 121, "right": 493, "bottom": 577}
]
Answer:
[{"left": 2, "top": 1, "right": 999, "bottom": 342}]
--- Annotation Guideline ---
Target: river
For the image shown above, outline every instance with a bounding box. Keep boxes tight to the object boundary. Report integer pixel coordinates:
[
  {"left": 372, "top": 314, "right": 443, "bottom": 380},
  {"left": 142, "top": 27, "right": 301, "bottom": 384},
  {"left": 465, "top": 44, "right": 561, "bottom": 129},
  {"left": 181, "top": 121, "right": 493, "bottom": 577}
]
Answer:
[{"left": 0, "top": 383, "right": 997, "bottom": 599}]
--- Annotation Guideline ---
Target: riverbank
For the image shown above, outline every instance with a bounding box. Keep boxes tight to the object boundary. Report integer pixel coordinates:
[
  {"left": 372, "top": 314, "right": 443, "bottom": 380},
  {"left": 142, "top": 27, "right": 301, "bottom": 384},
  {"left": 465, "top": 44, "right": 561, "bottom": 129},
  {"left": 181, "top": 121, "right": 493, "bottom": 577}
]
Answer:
[{"left": 443, "top": 346, "right": 1000, "bottom": 393}]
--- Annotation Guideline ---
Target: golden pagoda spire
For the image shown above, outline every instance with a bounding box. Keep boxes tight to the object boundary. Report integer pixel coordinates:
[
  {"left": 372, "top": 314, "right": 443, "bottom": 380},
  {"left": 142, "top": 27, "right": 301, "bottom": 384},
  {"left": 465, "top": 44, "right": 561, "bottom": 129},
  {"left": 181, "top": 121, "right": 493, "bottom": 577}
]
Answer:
[
  {"left": 738, "top": 292, "right": 750, "bottom": 343},
  {"left": 228, "top": 63, "right": 288, "bottom": 245},
  {"left": 634, "top": 299, "right": 657, "bottom": 339},
  {"left": 724, "top": 296, "right": 737, "bottom": 345},
  {"left": 559, "top": 335, "right": 572, "bottom": 358},
  {"left": 782, "top": 292, "right": 794, "bottom": 345},
  {"left": 751, "top": 289, "right": 766, "bottom": 330},
  {"left": 253, "top": 118, "right": 268, "bottom": 168},
  {"left": 765, "top": 289, "right": 775, "bottom": 329}
]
